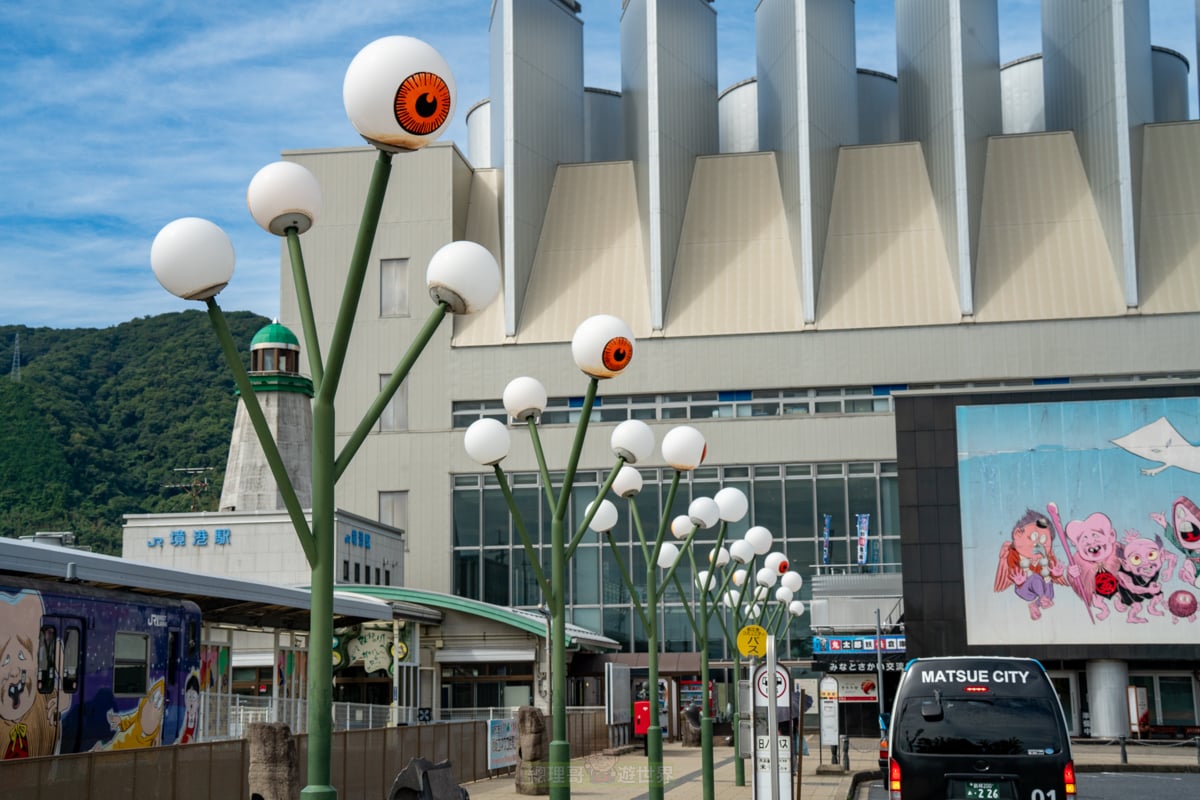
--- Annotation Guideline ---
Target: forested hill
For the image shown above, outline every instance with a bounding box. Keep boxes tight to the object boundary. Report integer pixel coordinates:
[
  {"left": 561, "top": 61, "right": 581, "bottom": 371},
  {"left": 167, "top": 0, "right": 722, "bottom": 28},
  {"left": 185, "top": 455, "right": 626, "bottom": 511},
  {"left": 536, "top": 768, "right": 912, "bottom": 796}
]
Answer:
[{"left": 0, "top": 311, "right": 270, "bottom": 554}]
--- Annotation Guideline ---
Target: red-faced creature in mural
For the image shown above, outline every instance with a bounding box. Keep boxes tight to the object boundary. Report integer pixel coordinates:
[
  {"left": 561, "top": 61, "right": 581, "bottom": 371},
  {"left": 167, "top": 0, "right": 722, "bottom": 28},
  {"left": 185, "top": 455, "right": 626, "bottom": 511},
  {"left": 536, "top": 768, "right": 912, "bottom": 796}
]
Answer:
[
  {"left": 993, "top": 509, "right": 1067, "bottom": 620},
  {"left": 1048, "top": 503, "right": 1124, "bottom": 623},
  {"left": 1150, "top": 495, "right": 1200, "bottom": 588}
]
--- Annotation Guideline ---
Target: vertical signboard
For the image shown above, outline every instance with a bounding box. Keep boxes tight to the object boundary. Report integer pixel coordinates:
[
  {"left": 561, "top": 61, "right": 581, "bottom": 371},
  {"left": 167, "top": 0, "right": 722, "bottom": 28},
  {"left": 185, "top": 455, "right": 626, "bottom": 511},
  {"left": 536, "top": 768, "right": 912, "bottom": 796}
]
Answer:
[{"left": 819, "top": 676, "right": 839, "bottom": 747}]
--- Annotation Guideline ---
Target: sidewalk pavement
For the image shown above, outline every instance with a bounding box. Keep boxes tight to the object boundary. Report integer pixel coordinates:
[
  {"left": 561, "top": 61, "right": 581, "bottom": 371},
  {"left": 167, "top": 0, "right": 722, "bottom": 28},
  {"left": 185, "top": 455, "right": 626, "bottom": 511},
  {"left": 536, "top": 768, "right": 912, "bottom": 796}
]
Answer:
[{"left": 461, "top": 736, "right": 1200, "bottom": 800}]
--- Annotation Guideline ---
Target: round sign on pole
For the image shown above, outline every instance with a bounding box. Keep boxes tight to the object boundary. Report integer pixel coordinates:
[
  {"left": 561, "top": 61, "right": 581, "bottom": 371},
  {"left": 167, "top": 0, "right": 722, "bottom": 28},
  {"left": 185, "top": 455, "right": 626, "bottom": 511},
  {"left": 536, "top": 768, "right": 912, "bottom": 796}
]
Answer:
[
  {"left": 753, "top": 664, "right": 790, "bottom": 708},
  {"left": 737, "top": 624, "right": 767, "bottom": 658}
]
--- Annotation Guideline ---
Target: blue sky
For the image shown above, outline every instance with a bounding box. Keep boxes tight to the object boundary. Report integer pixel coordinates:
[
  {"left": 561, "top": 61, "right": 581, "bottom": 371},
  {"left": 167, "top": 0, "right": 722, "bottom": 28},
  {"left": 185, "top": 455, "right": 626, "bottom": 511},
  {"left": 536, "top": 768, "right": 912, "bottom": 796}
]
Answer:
[{"left": 1, "top": 1, "right": 1196, "bottom": 329}]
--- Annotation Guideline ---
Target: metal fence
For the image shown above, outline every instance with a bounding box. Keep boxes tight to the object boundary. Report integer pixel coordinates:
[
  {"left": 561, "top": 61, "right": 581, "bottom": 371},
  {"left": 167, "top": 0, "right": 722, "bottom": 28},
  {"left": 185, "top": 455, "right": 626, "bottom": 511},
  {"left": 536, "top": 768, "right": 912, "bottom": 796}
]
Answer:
[{"left": 0, "top": 708, "right": 609, "bottom": 800}]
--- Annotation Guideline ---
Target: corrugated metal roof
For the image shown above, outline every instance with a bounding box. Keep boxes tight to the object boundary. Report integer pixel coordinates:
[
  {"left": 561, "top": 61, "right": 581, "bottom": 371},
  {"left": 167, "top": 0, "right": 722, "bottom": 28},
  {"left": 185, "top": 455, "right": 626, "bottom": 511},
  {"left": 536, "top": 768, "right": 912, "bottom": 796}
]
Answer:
[
  {"left": 1138, "top": 122, "right": 1200, "bottom": 314},
  {"left": 973, "top": 131, "right": 1125, "bottom": 322},
  {"left": 665, "top": 152, "right": 805, "bottom": 335},
  {"left": 818, "top": 142, "right": 961, "bottom": 329}
]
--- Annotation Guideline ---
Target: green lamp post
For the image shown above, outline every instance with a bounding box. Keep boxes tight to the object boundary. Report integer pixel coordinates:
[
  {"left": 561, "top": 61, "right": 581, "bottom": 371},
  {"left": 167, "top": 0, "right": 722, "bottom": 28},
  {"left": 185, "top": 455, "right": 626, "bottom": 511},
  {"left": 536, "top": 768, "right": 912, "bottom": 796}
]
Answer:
[
  {"left": 462, "top": 314, "right": 638, "bottom": 800},
  {"left": 589, "top": 424, "right": 711, "bottom": 800},
  {"left": 151, "top": 36, "right": 501, "bottom": 800}
]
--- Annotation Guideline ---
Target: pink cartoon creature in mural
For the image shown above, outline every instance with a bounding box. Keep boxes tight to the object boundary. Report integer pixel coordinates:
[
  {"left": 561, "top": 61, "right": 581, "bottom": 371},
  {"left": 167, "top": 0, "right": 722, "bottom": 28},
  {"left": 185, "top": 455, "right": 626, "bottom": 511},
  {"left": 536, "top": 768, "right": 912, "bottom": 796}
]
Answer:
[
  {"left": 1047, "top": 503, "right": 1123, "bottom": 622},
  {"left": 1150, "top": 495, "right": 1200, "bottom": 588},
  {"left": 1113, "top": 531, "right": 1175, "bottom": 623},
  {"left": 993, "top": 509, "right": 1066, "bottom": 620}
]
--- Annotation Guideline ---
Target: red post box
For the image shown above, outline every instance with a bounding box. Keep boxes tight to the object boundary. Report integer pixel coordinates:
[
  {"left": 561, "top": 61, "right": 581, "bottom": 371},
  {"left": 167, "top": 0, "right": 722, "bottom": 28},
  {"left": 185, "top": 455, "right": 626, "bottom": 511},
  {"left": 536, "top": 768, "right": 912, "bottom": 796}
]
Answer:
[{"left": 633, "top": 700, "right": 651, "bottom": 735}]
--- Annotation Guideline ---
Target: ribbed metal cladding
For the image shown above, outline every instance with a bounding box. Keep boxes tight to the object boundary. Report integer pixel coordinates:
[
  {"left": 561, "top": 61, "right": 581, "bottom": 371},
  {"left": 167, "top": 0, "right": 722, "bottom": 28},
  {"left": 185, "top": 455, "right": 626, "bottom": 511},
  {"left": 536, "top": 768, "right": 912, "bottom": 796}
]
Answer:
[
  {"left": 621, "top": 0, "right": 718, "bottom": 330},
  {"left": 973, "top": 132, "right": 1124, "bottom": 323},
  {"left": 509, "top": 161, "right": 651, "bottom": 343},
  {"left": 1138, "top": 122, "right": 1200, "bottom": 314},
  {"left": 1043, "top": 0, "right": 1154, "bottom": 307},
  {"left": 818, "top": 142, "right": 960, "bottom": 330},
  {"left": 492, "top": 0, "right": 585, "bottom": 337},
  {"left": 666, "top": 152, "right": 803, "bottom": 335}
]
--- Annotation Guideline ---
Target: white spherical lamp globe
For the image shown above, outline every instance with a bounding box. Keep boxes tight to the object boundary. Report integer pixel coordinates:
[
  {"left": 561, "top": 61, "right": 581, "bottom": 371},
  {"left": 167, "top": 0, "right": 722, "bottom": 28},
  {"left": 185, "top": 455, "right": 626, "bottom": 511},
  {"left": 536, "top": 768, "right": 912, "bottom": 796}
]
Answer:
[
  {"left": 731, "top": 568, "right": 747, "bottom": 587},
  {"left": 696, "top": 570, "right": 712, "bottom": 590},
  {"left": 688, "top": 497, "right": 720, "bottom": 529},
  {"left": 789, "top": 600, "right": 806, "bottom": 617},
  {"left": 713, "top": 487, "right": 748, "bottom": 522},
  {"left": 247, "top": 161, "right": 323, "bottom": 235},
  {"left": 709, "top": 546, "right": 731, "bottom": 567},
  {"left": 729, "top": 540, "right": 754, "bottom": 565},
  {"left": 744, "top": 526, "right": 773, "bottom": 556},
  {"left": 426, "top": 240, "right": 500, "bottom": 314},
  {"left": 756, "top": 567, "right": 778, "bottom": 587},
  {"left": 571, "top": 315, "right": 634, "bottom": 379},
  {"left": 670, "top": 515, "right": 693, "bottom": 540},
  {"left": 754, "top": 586, "right": 770, "bottom": 601},
  {"left": 764, "top": 552, "right": 788, "bottom": 575},
  {"left": 343, "top": 36, "right": 456, "bottom": 151},
  {"left": 611, "top": 419, "right": 654, "bottom": 463},
  {"left": 587, "top": 499, "right": 618, "bottom": 533},
  {"left": 151, "top": 217, "right": 235, "bottom": 301},
  {"left": 780, "top": 571, "right": 803, "bottom": 593},
  {"left": 724, "top": 589, "right": 741, "bottom": 608},
  {"left": 503, "top": 376, "right": 547, "bottom": 421},
  {"left": 775, "top": 587, "right": 794, "bottom": 604},
  {"left": 612, "top": 465, "right": 644, "bottom": 498},
  {"left": 657, "top": 542, "right": 680, "bottom": 570},
  {"left": 661, "top": 426, "right": 706, "bottom": 471},
  {"left": 463, "top": 418, "right": 510, "bottom": 465}
]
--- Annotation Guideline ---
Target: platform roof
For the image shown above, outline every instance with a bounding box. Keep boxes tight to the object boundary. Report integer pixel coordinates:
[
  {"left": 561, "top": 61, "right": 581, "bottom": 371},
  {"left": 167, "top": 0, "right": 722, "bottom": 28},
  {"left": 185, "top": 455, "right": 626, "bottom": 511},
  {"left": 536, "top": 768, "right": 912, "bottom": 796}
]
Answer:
[{"left": 0, "top": 537, "right": 442, "bottom": 630}]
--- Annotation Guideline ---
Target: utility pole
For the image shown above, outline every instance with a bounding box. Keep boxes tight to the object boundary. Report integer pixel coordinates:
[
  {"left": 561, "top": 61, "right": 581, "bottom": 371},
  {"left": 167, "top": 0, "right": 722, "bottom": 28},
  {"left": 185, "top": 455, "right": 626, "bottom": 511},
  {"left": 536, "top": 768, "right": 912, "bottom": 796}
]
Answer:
[
  {"left": 10, "top": 332, "right": 20, "bottom": 382},
  {"left": 165, "top": 466, "right": 214, "bottom": 512}
]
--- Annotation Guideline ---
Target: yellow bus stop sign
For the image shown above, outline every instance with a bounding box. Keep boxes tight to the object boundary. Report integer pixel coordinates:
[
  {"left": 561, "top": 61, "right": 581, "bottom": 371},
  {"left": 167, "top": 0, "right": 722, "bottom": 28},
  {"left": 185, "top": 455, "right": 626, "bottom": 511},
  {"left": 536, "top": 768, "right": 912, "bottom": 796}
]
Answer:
[{"left": 737, "top": 624, "right": 768, "bottom": 658}]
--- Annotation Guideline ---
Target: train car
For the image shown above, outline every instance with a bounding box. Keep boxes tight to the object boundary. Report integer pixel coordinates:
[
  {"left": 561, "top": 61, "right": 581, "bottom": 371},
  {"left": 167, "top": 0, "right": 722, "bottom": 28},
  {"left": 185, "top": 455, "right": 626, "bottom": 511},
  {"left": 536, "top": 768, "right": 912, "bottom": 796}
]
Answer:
[{"left": 1, "top": 575, "right": 202, "bottom": 758}]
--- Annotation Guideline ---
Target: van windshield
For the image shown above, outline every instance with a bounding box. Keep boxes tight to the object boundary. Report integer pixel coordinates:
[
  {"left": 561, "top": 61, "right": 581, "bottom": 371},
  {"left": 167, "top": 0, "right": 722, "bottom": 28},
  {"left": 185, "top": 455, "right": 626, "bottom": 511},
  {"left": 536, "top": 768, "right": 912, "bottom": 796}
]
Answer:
[{"left": 895, "top": 695, "right": 1066, "bottom": 756}]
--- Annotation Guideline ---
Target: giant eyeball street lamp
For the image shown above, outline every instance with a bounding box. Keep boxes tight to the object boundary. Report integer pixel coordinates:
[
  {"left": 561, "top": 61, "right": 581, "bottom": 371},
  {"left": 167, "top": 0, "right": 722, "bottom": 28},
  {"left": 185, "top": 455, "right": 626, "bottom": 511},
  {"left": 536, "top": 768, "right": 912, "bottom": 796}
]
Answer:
[
  {"left": 467, "top": 316, "right": 638, "bottom": 800},
  {"left": 153, "top": 36, "right": 500, "bottom": 800}
]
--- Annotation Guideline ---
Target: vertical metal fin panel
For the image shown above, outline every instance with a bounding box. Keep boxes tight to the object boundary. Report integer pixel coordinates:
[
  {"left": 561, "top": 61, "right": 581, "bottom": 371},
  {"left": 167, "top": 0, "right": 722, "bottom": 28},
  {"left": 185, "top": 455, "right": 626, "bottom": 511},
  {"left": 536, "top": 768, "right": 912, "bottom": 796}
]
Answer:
[
  {"left": 510, "top": 161, "right": 651, "bottom": 343},
  {"left": 817, "top": 142, "right": 960, "bottom": 330},
  {"left": 1137, "top": 122, "right": 1200, "bottom": 314},
  {"left": 666, "top": 152, "right": 803, "bottom": 336},
  {"left": 973, "top": 132, "right": 1124, "bottom": 323}
]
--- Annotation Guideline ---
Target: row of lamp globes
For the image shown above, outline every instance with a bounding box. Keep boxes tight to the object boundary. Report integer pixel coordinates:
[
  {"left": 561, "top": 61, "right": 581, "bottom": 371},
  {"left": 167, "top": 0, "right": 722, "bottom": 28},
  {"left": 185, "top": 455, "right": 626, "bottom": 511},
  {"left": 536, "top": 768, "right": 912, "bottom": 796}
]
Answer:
[{"left": 150, "top": 34, "right": 501, "bottom": 318}]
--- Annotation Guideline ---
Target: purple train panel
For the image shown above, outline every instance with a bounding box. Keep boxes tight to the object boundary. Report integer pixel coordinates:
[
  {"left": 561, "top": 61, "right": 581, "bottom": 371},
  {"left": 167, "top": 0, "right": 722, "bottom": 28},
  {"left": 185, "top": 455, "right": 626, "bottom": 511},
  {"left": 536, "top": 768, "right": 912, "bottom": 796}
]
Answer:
[{"left": 2, "top": 576, "right": 201, "bottom": 758}]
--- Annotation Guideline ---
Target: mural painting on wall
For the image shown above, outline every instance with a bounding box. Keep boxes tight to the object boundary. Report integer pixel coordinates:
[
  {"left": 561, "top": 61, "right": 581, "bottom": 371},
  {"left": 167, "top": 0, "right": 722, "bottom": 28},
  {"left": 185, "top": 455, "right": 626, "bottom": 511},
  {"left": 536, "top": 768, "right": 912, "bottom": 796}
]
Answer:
[
  {"left": 958, "top": 397, "right": 1200, "bottom": 645},
  {"left": 1, "top": 591, "right": 68, "bottom": 758},
  {"left": 333, "top": 621, "right": 408, "bottom": 675}
]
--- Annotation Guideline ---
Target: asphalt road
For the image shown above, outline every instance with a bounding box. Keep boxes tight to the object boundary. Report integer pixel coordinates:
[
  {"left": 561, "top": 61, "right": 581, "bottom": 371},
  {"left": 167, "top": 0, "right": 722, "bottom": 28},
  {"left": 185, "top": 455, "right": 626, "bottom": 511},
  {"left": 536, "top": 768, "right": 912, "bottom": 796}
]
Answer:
[{"left": 856, "top": 771, "right": 1200, "bottom": 799}]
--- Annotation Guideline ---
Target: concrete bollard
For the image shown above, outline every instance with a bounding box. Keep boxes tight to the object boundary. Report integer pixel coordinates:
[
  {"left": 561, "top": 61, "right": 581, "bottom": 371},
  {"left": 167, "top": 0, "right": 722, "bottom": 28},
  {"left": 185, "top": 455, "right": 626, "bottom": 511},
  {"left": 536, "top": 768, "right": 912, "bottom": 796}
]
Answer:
[{"left": 247, "top": 722, "right": 298, "bottom": 800}]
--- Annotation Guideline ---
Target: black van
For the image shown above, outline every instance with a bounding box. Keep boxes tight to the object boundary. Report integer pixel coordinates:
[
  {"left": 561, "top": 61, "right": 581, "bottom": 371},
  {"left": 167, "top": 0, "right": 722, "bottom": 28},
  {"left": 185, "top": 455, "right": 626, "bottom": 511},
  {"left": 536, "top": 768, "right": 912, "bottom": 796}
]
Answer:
[{"left": 885, "top": 656, "right": 1075, "bottom": 800}]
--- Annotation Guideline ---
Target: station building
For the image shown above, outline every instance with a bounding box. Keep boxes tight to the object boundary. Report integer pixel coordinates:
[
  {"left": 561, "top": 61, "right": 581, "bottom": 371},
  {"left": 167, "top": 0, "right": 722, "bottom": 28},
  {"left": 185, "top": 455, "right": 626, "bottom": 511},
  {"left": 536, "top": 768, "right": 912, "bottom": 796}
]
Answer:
[{"left": 151, "top": 0, "right": 1200, "bottom": 736}]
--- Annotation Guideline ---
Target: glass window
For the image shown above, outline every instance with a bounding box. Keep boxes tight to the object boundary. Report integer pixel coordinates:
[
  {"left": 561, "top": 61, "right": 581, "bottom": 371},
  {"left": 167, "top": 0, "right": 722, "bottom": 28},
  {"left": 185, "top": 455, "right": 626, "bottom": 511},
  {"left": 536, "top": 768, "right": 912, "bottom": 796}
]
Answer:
[
  {"left": 379, "top": 375, "right": 408, "bottom": 431},
  {"left": 343, "top": 560, "right": 350, "bottom": 581},
  {"left": 482, "top": 550, "right": 510, "bottom": 605},
  {"left": 1159, "top": 676, "right": 1197, "bottom": 726},
  {"left": 513, "top": 551, "right": 543, "bottom": 606},
  {"left": 380, "top": 257, "right": 410, "bottom": 317},
  {"left": 482, "top": 488, "right": 511, "bottom": 547},
  {"left": 848, "top": 477, "right": 878, "bottom": 566},
  {"left": 37, "top": 625, "right": 56, "bottom": 694},
  {"left": 572, "top": 546, "right": 601, "bottom": 604},
  {"left": 603, "top": 606, "right": 633, "bottom": 652},
  {"left": 895, "top": 696, "right": 1067, "bottom": 755},
  {"left": 114, "top": 633, "right": 149, "bottom": 695},
  {"left": 61, "top": 627, "right": 80, "bottom": 693},
  {"left": 662, "top": 606, "right": 692, "bottom": 652},
  {"left": 455, "top": 551, "right": 481, "bottom": 600},
  {"left": 752, "top": 475, "right": 784, "bottom": 535},
  {"left": 816, "top": 479, "right": 847, "bottom": 567},
  {"left": 453, "top": 490, "right": 480, "bottom": 547},
  {"left": 784, "top": 478, "right": 815, "bottom": 542},
  {"left": 354, "top": 563, "right": 360, "bottom": 582}
]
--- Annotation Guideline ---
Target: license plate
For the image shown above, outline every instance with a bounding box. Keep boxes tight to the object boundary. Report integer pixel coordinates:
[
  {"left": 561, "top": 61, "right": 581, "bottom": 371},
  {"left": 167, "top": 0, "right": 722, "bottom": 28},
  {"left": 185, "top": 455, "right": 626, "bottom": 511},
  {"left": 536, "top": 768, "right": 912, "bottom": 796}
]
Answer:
[{"left": 964, "top": 782, "right": 1001, "bottom": 800}]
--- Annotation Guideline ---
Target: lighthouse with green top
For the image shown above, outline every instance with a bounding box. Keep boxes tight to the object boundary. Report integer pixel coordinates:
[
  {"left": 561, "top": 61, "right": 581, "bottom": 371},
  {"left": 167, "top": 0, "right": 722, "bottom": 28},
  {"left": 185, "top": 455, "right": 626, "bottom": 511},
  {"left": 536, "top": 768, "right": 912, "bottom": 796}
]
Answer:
[{"left": 219, "top": 320, "right": 314, "bottom": 512}]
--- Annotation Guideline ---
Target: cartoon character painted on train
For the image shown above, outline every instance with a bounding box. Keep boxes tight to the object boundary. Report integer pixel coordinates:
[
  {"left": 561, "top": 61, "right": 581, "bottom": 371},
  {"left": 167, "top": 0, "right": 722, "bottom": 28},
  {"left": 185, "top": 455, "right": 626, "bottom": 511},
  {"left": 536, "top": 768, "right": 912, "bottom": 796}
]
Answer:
[
  {"left": 993, "top": 509, "right": 1067, "bottom": 620},
  {"left": 177, "top": 674, "right": 200, "bottom": 745},
  {"left": 92, "top": 678, "right": 166, "bottom": 751},
  {"left": 1151, "top": 496, "right": 1200, "bottom": 588},
  {"left": 1112, "top": 531, "right": 1176, "bottom": 623},
  {"left": 1047, "top": 503, "right": 1124, "bottom": 622},
  {"left": 1, "top": 590, "right": 68, "bottom": 759}
]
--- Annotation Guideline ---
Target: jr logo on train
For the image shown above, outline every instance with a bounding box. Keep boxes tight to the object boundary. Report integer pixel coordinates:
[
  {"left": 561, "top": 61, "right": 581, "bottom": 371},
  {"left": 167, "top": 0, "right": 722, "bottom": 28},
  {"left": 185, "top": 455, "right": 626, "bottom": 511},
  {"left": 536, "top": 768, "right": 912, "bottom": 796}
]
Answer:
[{"left": 2, "top": 576, "right": 202, "bottom": 758}]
